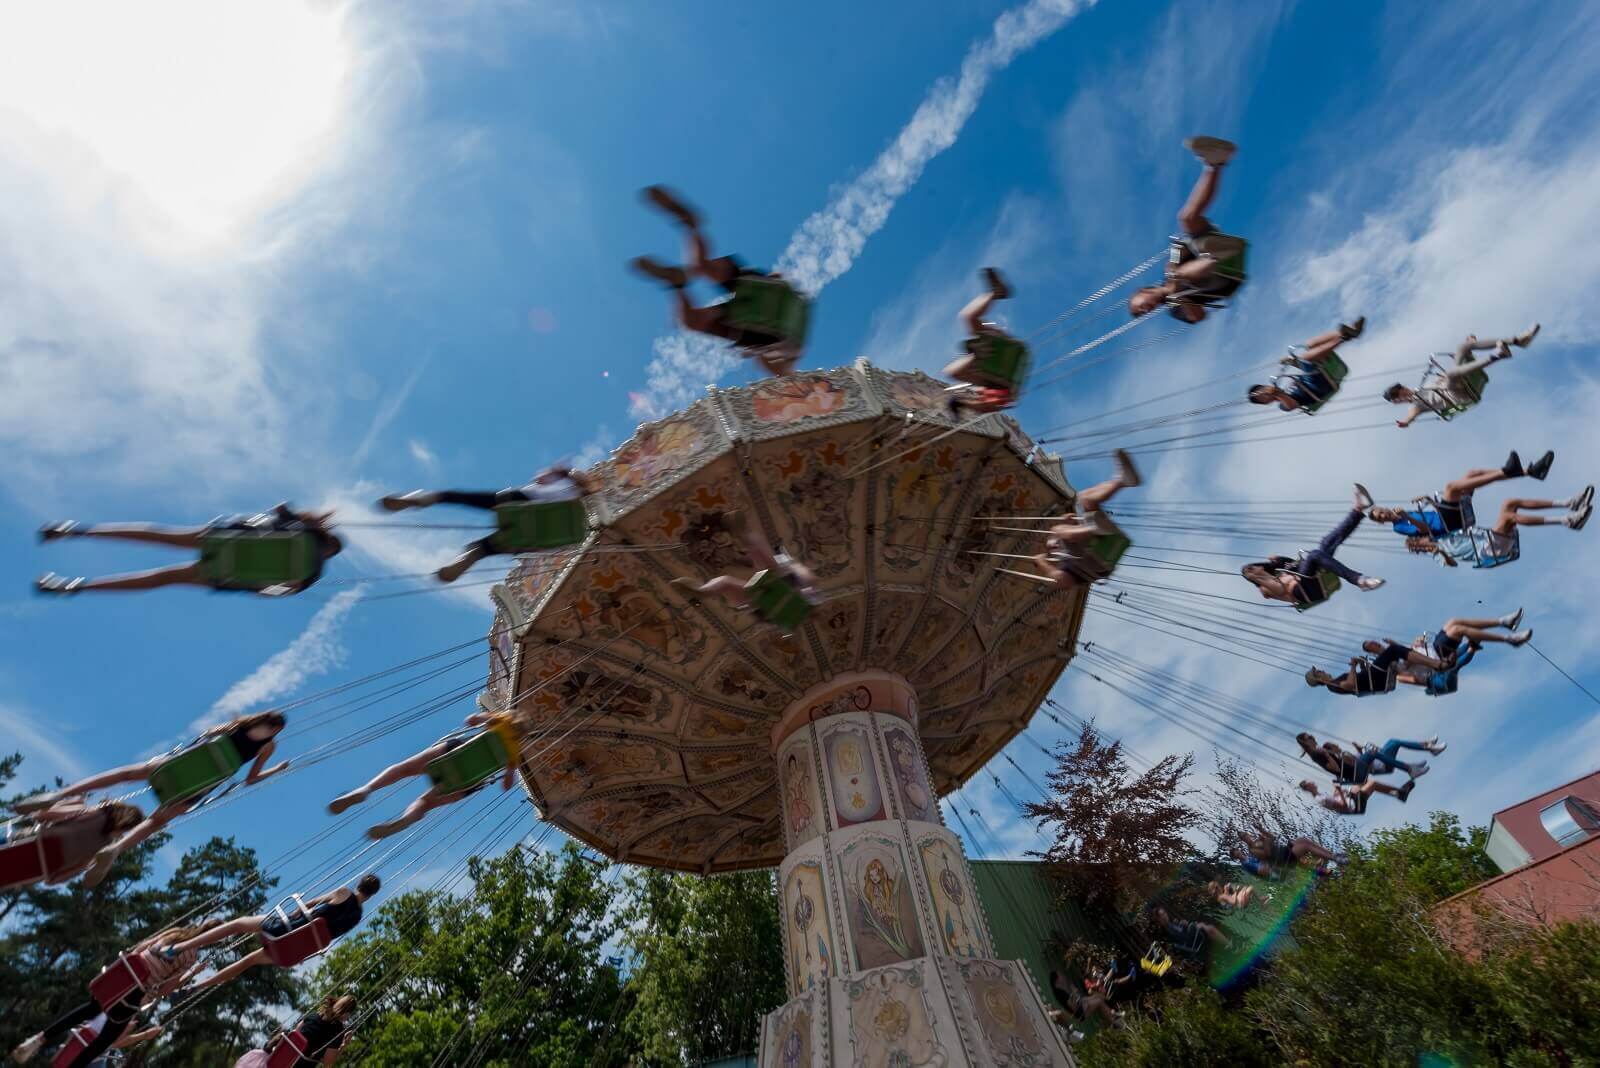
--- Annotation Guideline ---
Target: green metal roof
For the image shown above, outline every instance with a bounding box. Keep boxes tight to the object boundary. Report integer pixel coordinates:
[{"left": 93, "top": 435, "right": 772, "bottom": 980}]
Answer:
[{"left": 968, "top": 859, "right": 1125, "bottom": 1002}]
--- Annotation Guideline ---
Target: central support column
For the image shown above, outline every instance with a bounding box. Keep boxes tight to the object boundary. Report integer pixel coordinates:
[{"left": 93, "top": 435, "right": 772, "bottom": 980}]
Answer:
[{"left": 758, "top": 673, "right": 1074, "bottom": 1068}]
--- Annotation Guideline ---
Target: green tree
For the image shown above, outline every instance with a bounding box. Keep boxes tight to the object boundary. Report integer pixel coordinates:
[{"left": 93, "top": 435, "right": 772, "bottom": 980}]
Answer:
[
  {"left": 148, "top": 837, "right": 295, "bottom": 1067},
  {"left": 317, "top": 842, "right": 629, "bottom": 1067},
  {"left": 1076, "top": 775, "right": 1600, "bottom": 1068},
  {"left": 619, "top": 868, "right": 786, "bottom": 1064},
  {"left": 1366, "top": 811, "right": 1498, "bottom": 903},
  {"left": 1025, "top": 721, "right": 1199, "bottom": 911}
]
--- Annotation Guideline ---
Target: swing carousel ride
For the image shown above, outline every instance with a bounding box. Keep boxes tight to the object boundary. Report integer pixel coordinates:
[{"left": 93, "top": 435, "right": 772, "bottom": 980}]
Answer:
[{"left": 486, "top": 362, "right": 1085, "bottom": 1064}]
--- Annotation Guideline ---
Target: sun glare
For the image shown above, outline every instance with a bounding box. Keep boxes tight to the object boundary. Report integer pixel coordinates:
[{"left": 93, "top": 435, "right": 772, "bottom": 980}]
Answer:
[{"left": 0, "top": 1, "right": 349, "bottom": 247}]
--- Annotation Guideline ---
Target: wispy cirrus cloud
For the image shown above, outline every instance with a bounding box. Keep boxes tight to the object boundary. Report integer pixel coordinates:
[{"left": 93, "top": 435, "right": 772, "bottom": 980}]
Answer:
[
  {"left": 629, "top": 0, "right": 1094, "bottom": 419},
  {"left": 202, "top": 588, "right": 365, "bottom": 728}
]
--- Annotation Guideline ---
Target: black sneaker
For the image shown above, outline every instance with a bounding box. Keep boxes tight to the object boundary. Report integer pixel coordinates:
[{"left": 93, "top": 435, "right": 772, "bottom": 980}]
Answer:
[
  {"left": 1527, "top": 450, "right": 1554, "bottom": 481},
  {"left": 1340, "top": 316, "right": 1366, "bottom": 340},
  {"left": 1398, "top": 780, "right": 1415, "bottom": 803},
  {"left": 1501, "top": 451, "right": 1523, "bottom": 479},
  {"left": 982, "top": 267, "right": 1012, "bottom": 300}
]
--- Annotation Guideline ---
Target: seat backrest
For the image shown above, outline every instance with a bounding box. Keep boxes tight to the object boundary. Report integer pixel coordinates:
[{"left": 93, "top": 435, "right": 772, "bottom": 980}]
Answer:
[
  {"left": 89, "top": 952, "right": 152, "bottom": 1010},
  {"left": 724, "top": 275, "right": 810, "bottom": 345},
  {"left": 260, "top": 914, "right": 333, "bottom": 967},
  {"left": 426, "top": 729, "right": 511, "bottom": 794},
  {"left": 1291, "top": 571, "right": 1340, "bottom": 612},
  {"left": 200, "top": 531, "right": 320, "bottom": 588},
  {"left": 966, "top": 334, "right": 1031, "bottom": 389},
  {"left": 0, "top": 824, "right": 63, "bottom": 892},
  {"left": 150, "top": 736, "right": 244, "bottom": 807},
  {"left": 265, "top": 1029, "right": 312, "bottom": 1068},
  {"left": 493, "top": 499, "right": 589, "bottom": 552},
  {"left": 744, "top": 569, "right": 815, "bottom": 631}
]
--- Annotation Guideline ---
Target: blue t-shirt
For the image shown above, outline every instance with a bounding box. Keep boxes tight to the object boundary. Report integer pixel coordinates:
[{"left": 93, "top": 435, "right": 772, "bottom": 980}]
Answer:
[{"left": 1390, "top": 510, "right": 1449, "bottom": 538}]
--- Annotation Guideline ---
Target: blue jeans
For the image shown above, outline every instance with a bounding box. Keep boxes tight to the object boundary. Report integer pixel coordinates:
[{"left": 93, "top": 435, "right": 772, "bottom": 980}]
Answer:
[
  {"left": 1363, "top": 739, "right": 1428, "bottom": 776},
  {"left": 1297, "top": 508, "right": 1366, "bottom": 584}
]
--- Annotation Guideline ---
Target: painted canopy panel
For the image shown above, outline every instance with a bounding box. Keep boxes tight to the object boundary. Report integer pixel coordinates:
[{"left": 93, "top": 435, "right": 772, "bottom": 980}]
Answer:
[{"left": 492, "top": 361, "right": 1086, "bottom": 873}]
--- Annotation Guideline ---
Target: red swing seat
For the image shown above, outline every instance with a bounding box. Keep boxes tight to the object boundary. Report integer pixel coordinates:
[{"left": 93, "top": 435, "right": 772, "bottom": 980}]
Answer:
[
  {"left": 52, "top": 1025, "right": 99, "bottom": 1068},
  {"left": 259, "top": 896, "right": 333, "bottom": 967},
  {"left": 266, "top": 1028, "right": 313, "bottom": 1067},
  {"left": 0, "top": 821, "right": 69, "bottom": 891},
  {"left": 89, "top": 952, "right": 153, "bottom": 1010}
]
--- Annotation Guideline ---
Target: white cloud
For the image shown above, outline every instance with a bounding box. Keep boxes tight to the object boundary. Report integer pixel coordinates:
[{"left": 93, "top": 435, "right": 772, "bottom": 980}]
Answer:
[
  {"left": 0, "top": 702, "right": 88, "bottom": 781},
  {"left": 408, "top": 439, "right": 439, "bottom": 470},
  {"left": 629, "top": 0, "right": 1093, "bottom": 418},
  {"left": 204, "top": 588, "right": 365, "bottom": 726},
  {"left": 0, "top": 2, "right": 356, "bottom": 498}
]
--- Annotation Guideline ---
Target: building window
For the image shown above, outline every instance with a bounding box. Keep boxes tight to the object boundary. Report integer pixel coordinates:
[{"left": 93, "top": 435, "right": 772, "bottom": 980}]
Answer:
[{"left": 1540, "top": 797, "right": 1600, "bottom": 848}]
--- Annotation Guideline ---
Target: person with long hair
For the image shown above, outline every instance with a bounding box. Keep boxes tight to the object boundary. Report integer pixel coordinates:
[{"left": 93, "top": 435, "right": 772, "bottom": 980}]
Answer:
[
  {"left": 235, "top": 993, "right": 359, "bottom": 1067},
  {"left": 16, "top": 711, "right": 290, "bottom": 888},
  {"left": 36, "top": 505, "right": 341, "bottom": 596},
  {"left": 2, "top": 798, "right": 144, "bottom": 889},
  {"left": 1241, "top": 484, "right": 1385, "bottom": 606},
  {"left": 166, "top": 875, "right": 381, "bottom": 994},
  {"left": 11, "top": 925, "right": 206, "bottom": 1066}
]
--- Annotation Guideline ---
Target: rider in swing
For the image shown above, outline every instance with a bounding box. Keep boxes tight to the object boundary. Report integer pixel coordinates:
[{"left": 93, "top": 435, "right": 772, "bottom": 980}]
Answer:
[
  {"left": 1247, "top": 316, "right": 1366, "bottom": 413},
  {"left": 36, "top": 506, "right": 341, "bottom": 596},
  {"left": 944, "top": 267, "right": 1028, "bottom": 417},
  {"left": 632, "top": 186, "right": 809, "bottom": 377},
  {"left": 1386, "top": 325, "right": 1540, "bottom": 427},
  {"left": 379, "top": 462, "right": 599, "bottom": 583},
  {"left": 1240, "top": 485, "right": 1385, "bottom": 606},
  {"left": 1129, "top": 137, "right": 1248, "bottom": 323}
]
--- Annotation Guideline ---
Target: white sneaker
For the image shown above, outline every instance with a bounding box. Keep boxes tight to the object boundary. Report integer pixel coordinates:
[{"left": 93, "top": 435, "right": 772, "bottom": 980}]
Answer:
[
  {"left": 11, "top": 1034, "right": 44, "bottom": 1064},
  {"left": 1411, "top": 761, "right": 1430, "bottom": 778},
  {"left": 1353, "top": 483, "right": 1374, "bottom": 510},
  {"left": 1514, "top": 322, "right": 1540, "bottom": 347},
  {"left": 1357, "top": 576, "right": 1385, "bottom": 591},
  {"left": 1422, "top": 737, "right": 1447, "bottom": 755},
  {"left": 1500, "top": 608, "right": 1524, "bottom": 630},
  {"left": 1507, "top": 629, "right": 1533, "bottom": 647}
]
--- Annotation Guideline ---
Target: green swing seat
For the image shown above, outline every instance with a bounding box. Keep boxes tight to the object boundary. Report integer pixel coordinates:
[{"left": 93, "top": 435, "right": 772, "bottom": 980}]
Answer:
[
  {"left": 199, "top": 531, "right": 320, "bottom": 590},
  {"left": 743, "top": 569, "right": 814, "bottom": 632},
  {"left": 492, "top": 499, "right": 590, "bottom": 553},
  {"left": 964, "top": 333, "right": 1031, "bottom": 391},
  {"left": 1285, "top": 351, "right": 1348, "bottom": 414},
  {"left": 723, "top": 275, "right": 810, "bottom": 348},
  {"left": 1292, "top": 571, "right": 1341, "bottom": 612},
  {"left": 149, "top": 736, "right": 244, "bottom": 807},
  {"left": 426, "top": 720, "right": 521, "bottom": 795},
  {"left": 1423, "top": 354, "right": 1488, "bottom": 421}
]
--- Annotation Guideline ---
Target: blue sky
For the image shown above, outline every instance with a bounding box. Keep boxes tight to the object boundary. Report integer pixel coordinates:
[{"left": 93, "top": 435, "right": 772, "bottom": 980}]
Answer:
[{"left": 3, "top": 0, "right": 1600, "bottom": 917}]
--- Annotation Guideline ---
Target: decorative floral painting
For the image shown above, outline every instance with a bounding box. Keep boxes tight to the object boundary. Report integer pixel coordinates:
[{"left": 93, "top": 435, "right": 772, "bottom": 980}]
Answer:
[{"left": 839, "top": 836, "right": 925, "bottom": 969}]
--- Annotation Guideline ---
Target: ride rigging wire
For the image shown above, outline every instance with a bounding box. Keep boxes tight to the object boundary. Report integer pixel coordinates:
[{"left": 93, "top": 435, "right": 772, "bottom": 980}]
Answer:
[
  {"left": 129, "top": 615, "right": 647, "bottom": 978},
  {"left": 1090, "top": 582, "right": 1355, "bottom": 660},
  {"left": 1070, "top": 650, "right": 1296, "bottom": 777},
  {"left": 165, "top": 664, "right": 650, "bottom": 1033}
]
